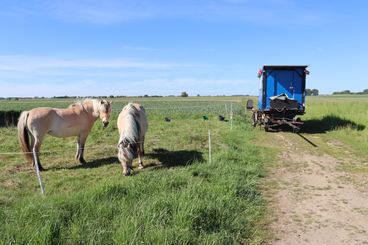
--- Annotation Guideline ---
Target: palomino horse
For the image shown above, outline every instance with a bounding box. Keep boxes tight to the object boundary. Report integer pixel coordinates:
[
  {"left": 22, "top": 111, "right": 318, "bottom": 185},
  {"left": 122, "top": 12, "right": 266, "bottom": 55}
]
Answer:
[
  {"left": 17, "top": 99, "right": 112, "bottom": 171},
  {"left": 117, "top": 102, "right": 148, "bottom": 176}
]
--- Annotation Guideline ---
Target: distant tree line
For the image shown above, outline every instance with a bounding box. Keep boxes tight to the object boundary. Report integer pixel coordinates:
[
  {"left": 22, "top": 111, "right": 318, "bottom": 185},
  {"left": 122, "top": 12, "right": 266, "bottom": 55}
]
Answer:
[
  {"left": 0, "top": 93, "right": 253, "bottom": 100},
  {"left": 332, "top": 89, "right": 368, "bottom": 95},
  {"left": 305, "top": 89, "right": 319, "bottom": 96}
]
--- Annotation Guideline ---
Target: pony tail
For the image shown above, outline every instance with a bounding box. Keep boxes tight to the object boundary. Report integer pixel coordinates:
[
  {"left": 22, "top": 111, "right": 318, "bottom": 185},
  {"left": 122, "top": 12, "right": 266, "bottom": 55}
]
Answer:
[{"left": 17, "top": 111, "right": 33, "bottom": 164}]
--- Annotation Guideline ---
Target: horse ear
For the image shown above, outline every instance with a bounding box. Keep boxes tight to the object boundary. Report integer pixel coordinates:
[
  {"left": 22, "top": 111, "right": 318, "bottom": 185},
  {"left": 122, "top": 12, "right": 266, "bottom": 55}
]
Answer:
[{"left": 109, "top": 101, "right": 113, "bottom": 104}]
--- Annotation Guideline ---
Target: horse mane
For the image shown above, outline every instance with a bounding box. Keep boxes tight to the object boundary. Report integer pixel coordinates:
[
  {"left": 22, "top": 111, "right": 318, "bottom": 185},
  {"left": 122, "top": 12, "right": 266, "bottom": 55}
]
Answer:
[
  {"left": 69, "top": 99, "right": 102, "bottom": 117},
  {"left": 119, "top": 103, "right": 140, "bottom": 144}
]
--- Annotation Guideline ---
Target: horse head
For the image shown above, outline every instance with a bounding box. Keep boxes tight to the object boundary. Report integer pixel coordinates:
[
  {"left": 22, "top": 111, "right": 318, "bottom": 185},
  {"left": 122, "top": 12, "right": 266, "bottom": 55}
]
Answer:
[
  {"left": 98, "top": 100, "right": 112, "bottom": 128},
  {"left": 118, "top": 139, "right": 138, "bottom": 159},
  {"left": 117, "top": 139, "right": 138, "bottom": 176}
]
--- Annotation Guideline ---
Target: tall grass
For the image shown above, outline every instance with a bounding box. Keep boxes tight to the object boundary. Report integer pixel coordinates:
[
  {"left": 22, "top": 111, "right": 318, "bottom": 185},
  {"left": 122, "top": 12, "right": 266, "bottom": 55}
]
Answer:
[{"left": 0, "top": 98, "right": 266, "bottom": 244}]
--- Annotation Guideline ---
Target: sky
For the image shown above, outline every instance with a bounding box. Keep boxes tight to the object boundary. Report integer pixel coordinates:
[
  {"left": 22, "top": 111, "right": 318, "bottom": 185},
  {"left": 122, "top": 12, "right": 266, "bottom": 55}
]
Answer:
[{"left": 0, "top": 0, "right": 367, "bottom": 97}]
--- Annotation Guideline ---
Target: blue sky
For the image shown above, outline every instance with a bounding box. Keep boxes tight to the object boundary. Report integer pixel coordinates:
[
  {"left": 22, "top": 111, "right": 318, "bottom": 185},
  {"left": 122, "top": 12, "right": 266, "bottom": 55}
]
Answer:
[{"left": 0, "top": 0, "right": 367, "bottom": 97}]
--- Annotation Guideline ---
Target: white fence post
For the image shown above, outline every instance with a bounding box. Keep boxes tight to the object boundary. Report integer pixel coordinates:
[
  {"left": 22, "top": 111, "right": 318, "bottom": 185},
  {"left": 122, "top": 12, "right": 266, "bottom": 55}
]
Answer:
[
  {"left": 208, "top": 129, "right": 212, "bottom": 164},
  {"left": 33, "top": 150, "right": 45, "bottom": 195},
  {"left": 230, "top": 103, "right": 233, "bottom": 130}
]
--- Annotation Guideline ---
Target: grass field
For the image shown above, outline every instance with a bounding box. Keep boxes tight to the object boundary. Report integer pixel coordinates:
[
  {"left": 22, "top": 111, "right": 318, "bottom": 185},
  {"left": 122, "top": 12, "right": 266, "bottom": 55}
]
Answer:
[
  {"left": 302, "top": 95, "right": 368, "bottom": 158},
  {"left": 0, "top": 97, "right": 268, "bottom": 244},
  {"left": 0, "top": 95, "right": 366, "bottom": 244}
]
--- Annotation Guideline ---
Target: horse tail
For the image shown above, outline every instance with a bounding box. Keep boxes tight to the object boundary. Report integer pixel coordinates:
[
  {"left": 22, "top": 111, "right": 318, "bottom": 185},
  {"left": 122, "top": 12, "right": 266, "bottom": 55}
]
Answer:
[{"left": 17, "top": 111, "right": 32, "bottom": 164}]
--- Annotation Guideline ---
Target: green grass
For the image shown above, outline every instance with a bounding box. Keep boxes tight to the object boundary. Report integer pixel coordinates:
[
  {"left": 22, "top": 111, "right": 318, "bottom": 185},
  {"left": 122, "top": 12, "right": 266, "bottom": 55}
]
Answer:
[
  {"left": 0, "top": 97, "right": 267, "bottom": 244},
  {"left": 1, "top": 94, "right": 366, "bottom": 243},
  {"left": 249, "top": 94, "right": 367, "bottom": 158},
  {"left": 302, "top": 95, "right": 368, "bottom": 158}
]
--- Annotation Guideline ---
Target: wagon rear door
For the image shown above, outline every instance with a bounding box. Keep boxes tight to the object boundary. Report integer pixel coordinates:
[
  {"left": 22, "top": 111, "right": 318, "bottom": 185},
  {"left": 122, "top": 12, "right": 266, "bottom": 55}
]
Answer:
[{"left": 274, "top": 69, "right": 304, "bottom": 103}]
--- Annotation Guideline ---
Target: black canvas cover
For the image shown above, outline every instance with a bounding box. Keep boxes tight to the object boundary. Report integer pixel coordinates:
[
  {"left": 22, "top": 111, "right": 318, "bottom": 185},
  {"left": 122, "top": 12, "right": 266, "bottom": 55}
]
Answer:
[{"left": 269, "top": 93, "right": 299, "bottom": 110}]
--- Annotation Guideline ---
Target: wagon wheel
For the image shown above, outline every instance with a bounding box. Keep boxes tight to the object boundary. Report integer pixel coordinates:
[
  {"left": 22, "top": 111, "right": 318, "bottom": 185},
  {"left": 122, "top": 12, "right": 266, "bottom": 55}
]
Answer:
[
  {"left": 264, "top": 123, "right": 270, "bottom": 132},
  {"left": 251, "top": 111, "right": 258, "bottom": 127},
  {"left": 264, "top": 117, "right": 270, "bottom": 132}
]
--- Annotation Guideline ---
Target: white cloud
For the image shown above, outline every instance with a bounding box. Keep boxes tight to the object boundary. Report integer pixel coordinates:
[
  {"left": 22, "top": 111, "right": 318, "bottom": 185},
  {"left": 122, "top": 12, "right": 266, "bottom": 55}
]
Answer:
[
  {"left": 0, "top": 80, "right": 95, "bottom": 97},
  {"left": 0, "top": 0, "right": 329, "bottom": 25},
  {"left": 0, "top": 55, "right": 188, "bottom": 72},
  {"left": 144, "top": 78, "right": 248, "bottom": 86},
  {"left": 0, "top": 77, "right": 252, "bottom": 97}
]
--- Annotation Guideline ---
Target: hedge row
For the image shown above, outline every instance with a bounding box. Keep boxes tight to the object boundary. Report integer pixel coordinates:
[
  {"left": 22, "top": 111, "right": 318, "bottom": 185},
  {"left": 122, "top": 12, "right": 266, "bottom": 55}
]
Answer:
[{"left": 0, "top": 110, "right": 21, "bottom": 127}]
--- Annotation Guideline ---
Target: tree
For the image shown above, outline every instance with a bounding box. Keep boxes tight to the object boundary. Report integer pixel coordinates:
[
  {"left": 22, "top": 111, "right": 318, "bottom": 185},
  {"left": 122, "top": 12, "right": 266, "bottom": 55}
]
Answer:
[
  {"left": 306, "top": 88, "right": 319, "bottom": 96},
  {"left": 180, "top": 92, "right": 188, "bottom": 97},
  {"left": 312, "top": 89, "right": 319, "bottom": 96},
  {"left": 333, "top": 90, "right": 351, "bottom": 95}
]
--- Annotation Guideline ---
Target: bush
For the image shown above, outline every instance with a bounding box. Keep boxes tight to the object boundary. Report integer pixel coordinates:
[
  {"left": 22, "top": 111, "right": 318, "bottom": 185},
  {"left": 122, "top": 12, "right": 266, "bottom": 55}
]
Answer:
[{"left": 0, "top": 110, "right": 21, "bottom": 127}]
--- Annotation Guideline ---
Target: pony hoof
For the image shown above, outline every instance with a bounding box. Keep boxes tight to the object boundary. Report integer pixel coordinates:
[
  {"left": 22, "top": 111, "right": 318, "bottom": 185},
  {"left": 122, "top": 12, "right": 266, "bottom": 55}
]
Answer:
[
  {"left": 79, "top": 159, "right": 87, "bottom": 165},
  {"left": 138, "top": 165, "right": 144, "bottom": 170},
  {"left": 124, "top": 168, "right": 133, "bottom": 176}
]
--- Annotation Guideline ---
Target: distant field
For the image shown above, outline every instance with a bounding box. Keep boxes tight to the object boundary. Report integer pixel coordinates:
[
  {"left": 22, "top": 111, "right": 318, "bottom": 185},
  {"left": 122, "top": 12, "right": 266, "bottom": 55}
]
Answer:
[
  {"left": 0, "top": 96, "right": 268, "bottom": 244},
  {"left": 0, "top": 96, "right": 243, "bottom": 119}
]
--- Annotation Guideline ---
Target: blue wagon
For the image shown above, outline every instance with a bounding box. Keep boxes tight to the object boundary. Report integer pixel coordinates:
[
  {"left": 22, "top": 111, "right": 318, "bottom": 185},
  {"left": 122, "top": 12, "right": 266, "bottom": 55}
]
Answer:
[{"left": 247, "top": 65, "right": 309, "bottom": 132}]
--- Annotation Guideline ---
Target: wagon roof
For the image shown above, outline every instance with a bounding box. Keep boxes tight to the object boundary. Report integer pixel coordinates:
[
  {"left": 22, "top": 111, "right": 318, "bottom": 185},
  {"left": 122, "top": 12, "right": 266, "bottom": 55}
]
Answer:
[{"left": 263, "top": 65, "right": 308, "bottom": 69}]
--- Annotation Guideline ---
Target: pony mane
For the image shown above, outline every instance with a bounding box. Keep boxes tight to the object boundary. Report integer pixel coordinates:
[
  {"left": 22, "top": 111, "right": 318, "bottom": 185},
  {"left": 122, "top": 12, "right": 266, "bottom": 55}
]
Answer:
[
  {"left": 69, "top": 98, "right": 102, "bottom": 117},
  {"left": 119, "top": 103, "right": 140, "bottom": 144}
]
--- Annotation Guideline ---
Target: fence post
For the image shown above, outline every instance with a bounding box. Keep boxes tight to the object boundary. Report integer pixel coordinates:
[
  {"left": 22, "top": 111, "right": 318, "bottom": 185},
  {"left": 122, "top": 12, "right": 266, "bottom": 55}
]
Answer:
[
  {"left": 208, "top": 129, "right": 212, "bottom": 164},
  {"left": 33, "top": 150, "right": 45, "bottom": 195},
  {"left": 230, "top": 103, "right": 233, "bottom": 130},
  {"left": 225, "top": 104, "right": 228, "bottom": 119}
]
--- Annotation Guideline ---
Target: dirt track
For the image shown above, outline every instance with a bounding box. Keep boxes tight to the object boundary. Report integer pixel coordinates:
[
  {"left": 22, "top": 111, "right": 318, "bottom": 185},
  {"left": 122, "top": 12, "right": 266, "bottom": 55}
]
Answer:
[{"left": 265, "top": 133, "right": 368, "bottom": 245}]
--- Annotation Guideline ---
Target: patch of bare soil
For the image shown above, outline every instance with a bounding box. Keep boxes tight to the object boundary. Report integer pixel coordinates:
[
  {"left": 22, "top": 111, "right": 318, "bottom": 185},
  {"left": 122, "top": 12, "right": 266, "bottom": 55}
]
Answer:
[{"left": 266, "top": 133, "right": 368, "bottom": 245}]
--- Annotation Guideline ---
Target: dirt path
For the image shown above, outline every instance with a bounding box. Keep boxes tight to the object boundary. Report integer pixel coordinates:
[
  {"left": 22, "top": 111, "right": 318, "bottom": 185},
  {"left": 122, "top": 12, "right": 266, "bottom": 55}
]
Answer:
[{"left": 265, "top": 132, "right": 368, "bottom": 245}]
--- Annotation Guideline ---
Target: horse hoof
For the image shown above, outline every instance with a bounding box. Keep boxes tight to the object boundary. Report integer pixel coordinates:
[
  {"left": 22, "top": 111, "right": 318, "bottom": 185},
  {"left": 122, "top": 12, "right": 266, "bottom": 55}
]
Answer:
[
  {"left": 79, "top": 158, "right": 87, "bottom": 165},
  {"left": 138, "top": 165, "right": 144, "bottom": 170}
]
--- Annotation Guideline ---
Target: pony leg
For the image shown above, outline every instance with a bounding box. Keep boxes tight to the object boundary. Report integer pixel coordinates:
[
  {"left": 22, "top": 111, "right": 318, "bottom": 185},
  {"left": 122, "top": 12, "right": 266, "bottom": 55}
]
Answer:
[
  {"left": 32, "top": 139, "right": 44, "bottom": 171},
  {"left": 141, "top": 137, "right": 145, "bottom": 156},
  {"left": 137, "top": 145, "right": 144, "bottom": 170},
  {"left": 126, "top": 160, "right": 133, "bottom": 174},
  {"left": 76, "top": 135, "right": 88, "bottom": 164},
  {"left": 118, "top": 148, "right": 130, "bottom": 176}
]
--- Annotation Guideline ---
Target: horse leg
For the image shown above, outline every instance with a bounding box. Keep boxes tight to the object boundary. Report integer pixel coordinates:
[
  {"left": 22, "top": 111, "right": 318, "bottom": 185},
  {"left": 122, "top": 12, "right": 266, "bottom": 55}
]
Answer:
[
  {"left": 30, "top": 134, "right": 37, "bottom": 169},
  {"left": 137, "top": 144, "right": 144, "bottom": 170},
  {"left": 118, "top": 148, "right": 130, "bottom": 176},
  {"left": 141, "top": 136, "right": 145, "bottom": 156},
  {"left": 32, "top": 138, "right": 44, "bottom": 171},
  {"left": 76, "top": 134, "right": 88, "bottom": 164},
  {"left": 75, "top": 139, "right": 80, "bottom": 160},
  {"left": 127, "top": 160, "right": 133, "bottom": 174}
]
